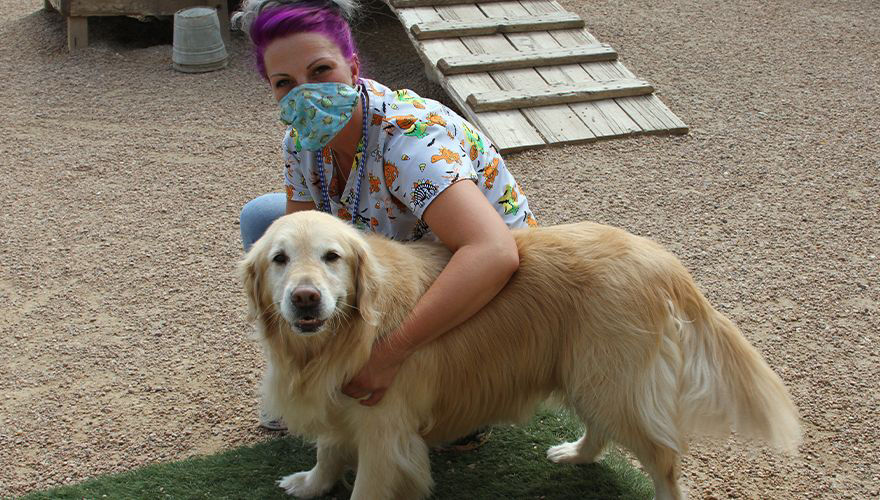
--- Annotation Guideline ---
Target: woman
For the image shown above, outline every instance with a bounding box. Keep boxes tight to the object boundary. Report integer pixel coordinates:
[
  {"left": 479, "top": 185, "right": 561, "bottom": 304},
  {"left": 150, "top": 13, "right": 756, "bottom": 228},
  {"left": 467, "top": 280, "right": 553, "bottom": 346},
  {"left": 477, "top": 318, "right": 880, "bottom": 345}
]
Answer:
[{"left": 236, "top": 0, "right": 537, "bottom": 431}]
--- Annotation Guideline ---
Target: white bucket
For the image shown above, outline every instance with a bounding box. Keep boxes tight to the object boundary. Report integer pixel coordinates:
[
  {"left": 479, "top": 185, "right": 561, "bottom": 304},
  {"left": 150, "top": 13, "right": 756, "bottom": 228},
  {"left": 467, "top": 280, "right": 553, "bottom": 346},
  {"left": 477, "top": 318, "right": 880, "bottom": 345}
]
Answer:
[{"left": 172, "top": 7, "right": 228, "bottom": 73}]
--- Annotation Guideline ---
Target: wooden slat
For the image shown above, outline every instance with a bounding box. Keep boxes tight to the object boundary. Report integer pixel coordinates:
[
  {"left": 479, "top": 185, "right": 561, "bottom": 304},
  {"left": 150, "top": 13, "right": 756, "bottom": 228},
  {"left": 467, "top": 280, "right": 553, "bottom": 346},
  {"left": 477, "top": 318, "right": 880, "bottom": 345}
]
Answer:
[
  {"left": 466, "top": 79, "right": 654, "bottom": 112},
  {"left": 477, "top": 1, "right": 639, "bottom": 138},
  {"left": 525, "top": 0, "right": 687, "bottom": 134},
  {"left": 411, "top": 12, "right": 583, "bottom": 40},
  {"left": 506, "top": 1, "right": 642, "bottom": 136},
  {"left": 436, "top": 3, "right": 596, "bottom": 145},
  {"left": 59, "top": 0, "right": 225, "bottom": 16},
  {"left": 438, "top": 44, "right": 617, "bottom": 75},
  {"left": 391, "top": 0, "right": 509, "bottom": 7},
  {"left": 385, "top": 0, "right": 686, "bottom": 150},
  {"left": 393, "top": 5, "right": 423, "bottom": 30},
  {"left": 396, "top": 6, "right": 545, "bottom": 151},
  {"left": 50, "top": 0, "right": 231, "bottom": 49},
  {"left": 67, "top": 16, "right": 87, "bottom": 52}
]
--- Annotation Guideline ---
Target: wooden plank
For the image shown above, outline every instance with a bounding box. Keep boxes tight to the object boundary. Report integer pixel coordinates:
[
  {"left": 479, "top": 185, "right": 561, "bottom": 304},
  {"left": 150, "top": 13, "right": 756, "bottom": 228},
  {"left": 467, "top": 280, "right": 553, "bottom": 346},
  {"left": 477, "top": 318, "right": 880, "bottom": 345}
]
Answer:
[
  {"left": 541, "top": 0, "right": 685, "bottom": 133},
  {"left": 64, "top": 0, "right": 217, "bottom": 15},
  {"left": 521, "top": 0, "right": 684, "bottom": 134},
  {"left": 393, "top": 4, "right": 422, "bottom": 30},
  {"left": 436, "top": 3, "right": 596, "bottom": 145},
  {"left": 467, "top": 79, "right": 654, "bottom": 112},
  {"left": 396, "top": 6, "right": 545, "bottom": 151},
  {"left": 387, "top": 0, "right": 685, "bottom": 149},
  {"left": 59, "top": 0, "right": 229, "bottom": 29},
  {"left": 438, "top": 44, "right": 617, "bottom": 75},
  {"left": 522, "top": 0, "right": 601, "bottom": 41},
  {"left": 479, "top": 1, "right": 639, "bottom": 138},
  {"left": 67, "top": 16, "right": 87, "bottom": 52},
  {"left": 411, "top": 12, "right": 583, "bottom": 40},
  {"left": 617, "top": 94, "right": 688, "bottom": 133},
  {"left": 391, "top": 0, "right": 509, "bottom": 7},
  {"left": 52, "top": 0, "right": 230, "bottom": 48}
]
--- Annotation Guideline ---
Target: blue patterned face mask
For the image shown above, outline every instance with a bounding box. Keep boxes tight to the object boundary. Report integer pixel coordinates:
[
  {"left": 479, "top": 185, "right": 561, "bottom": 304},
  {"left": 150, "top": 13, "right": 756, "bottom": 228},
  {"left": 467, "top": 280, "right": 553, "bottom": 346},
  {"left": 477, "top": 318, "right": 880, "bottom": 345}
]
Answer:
[{"left": 279, "top": 82, "right": 360, "bottom": 151}]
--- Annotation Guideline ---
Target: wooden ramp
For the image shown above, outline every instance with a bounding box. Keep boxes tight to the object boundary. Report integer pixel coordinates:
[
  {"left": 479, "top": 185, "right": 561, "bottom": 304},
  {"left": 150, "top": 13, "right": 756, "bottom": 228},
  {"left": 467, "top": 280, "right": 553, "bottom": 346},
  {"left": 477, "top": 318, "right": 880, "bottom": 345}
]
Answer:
[{"left": 383, "top": 0, "right": 688, "bottom": 153}]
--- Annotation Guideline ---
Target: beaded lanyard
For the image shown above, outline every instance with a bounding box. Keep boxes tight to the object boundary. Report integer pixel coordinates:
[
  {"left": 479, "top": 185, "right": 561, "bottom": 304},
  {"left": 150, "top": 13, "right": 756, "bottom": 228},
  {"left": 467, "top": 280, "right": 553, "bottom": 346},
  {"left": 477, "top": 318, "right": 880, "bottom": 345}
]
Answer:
[{"left": 315, "top": 83, "right": 369, "bottom": 229}]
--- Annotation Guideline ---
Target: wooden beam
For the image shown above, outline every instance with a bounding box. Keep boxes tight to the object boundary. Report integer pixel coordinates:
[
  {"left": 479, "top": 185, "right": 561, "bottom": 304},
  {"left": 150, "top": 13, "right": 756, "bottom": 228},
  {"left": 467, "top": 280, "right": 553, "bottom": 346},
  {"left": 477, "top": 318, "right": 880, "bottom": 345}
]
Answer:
[
  {"left": 466, "top": 79, "right": 655, "bottom": 112},
  {"left": 60, "top": 0, "right": 226, "bottom": 18},
  {"left": 51, "top": 0, "right": 231, "bottom": 50},
  {"left": 437, "top": 45, "right": 617, "bottom": 75},
  {"left": 411, "top": 13, "right": 583, "bottom": 40},
  {"left": 391, "top": 0, "right": 509, "bottom": 7},
  {"left": 67, "top": 16, "right": 87, "bottom": 52}
]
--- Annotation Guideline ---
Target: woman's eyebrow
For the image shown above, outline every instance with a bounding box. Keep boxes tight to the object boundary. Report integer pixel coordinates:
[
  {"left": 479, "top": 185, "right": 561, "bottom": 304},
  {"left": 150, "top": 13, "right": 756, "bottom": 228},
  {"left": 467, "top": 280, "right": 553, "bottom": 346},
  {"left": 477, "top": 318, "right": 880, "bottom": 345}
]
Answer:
[{"left": 306, "top": 57, "right": 331, "bottom": 70}]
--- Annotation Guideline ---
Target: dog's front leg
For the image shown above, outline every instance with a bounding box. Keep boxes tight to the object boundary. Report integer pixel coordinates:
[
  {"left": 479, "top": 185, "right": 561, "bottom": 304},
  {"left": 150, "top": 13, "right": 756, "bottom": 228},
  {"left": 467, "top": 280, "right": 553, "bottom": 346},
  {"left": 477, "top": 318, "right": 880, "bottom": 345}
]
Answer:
[
  {"left": 350, "top": 431, "right": 432, "bottom": 500},
  {"left": 278, "top": 438, "right": 351, "bottom": 498}
]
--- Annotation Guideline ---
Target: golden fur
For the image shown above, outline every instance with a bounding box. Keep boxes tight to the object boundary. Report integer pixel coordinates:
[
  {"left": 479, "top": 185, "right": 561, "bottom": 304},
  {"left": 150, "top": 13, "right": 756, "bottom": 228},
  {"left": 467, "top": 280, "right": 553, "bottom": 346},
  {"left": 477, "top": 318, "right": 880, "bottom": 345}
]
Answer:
[{"left": 240, "top": 211, "right": 801, "bottom": 500}]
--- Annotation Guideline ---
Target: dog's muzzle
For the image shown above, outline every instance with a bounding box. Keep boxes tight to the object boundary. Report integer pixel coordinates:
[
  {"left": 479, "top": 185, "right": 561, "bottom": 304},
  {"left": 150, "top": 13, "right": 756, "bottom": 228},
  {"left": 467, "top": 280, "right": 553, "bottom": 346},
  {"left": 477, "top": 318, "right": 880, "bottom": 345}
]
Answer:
[{"left": 290, "top": 285, "right": 326, "bottom": 333}]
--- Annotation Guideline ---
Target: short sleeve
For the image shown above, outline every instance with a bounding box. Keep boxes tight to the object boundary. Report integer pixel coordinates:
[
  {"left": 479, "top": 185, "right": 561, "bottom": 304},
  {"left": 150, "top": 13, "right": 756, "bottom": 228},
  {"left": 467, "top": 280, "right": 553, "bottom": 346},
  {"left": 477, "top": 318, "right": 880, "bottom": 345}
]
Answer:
[
  {"left": 282, "top": 128, "right": 313, "bottom": 202},
  {"left": 382, "top": 115, "right": 479, "bottom": 220}
]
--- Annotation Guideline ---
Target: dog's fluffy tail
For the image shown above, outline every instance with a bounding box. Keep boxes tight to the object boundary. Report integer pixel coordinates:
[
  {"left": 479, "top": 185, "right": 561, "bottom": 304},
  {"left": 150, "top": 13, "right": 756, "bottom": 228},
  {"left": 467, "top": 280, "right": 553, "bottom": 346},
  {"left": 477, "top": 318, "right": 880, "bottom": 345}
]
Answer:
[{"left": 674, "top": 298, "right": 802, "bottom": 452}]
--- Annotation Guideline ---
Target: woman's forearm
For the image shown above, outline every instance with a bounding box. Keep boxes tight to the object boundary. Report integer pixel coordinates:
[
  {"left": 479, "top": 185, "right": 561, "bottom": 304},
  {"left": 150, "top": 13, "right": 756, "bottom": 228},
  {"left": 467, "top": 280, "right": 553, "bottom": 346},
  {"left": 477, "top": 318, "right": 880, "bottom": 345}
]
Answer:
[{"left": 377, "top": 240, "right": 519, "bottom": 363}]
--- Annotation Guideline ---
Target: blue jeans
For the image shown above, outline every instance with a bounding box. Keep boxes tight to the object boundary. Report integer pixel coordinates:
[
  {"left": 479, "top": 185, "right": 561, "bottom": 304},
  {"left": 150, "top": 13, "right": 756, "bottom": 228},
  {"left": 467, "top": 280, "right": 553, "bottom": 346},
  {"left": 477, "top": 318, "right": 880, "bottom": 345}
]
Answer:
[{"left": 240, "top": 193, "right": 287, "bottom": 252}]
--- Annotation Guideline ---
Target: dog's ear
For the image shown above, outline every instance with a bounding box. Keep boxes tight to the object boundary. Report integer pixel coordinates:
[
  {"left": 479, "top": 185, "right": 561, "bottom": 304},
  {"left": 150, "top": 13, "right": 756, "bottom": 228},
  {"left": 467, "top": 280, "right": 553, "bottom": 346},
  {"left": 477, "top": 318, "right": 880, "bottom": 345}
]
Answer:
[
  {"left": 239, "top": 243, "right": 264, "bottom": 324},
  {"left": 351, "top": 236, "right": 384, "bottom": 326}
]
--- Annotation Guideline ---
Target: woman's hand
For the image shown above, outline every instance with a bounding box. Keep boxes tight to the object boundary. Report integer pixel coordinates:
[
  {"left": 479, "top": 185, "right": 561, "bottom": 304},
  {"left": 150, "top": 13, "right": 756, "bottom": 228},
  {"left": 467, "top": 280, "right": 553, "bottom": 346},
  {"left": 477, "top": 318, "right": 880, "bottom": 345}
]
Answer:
[{"left": 341, "top": 341, "right": 407, "bottom": 406}]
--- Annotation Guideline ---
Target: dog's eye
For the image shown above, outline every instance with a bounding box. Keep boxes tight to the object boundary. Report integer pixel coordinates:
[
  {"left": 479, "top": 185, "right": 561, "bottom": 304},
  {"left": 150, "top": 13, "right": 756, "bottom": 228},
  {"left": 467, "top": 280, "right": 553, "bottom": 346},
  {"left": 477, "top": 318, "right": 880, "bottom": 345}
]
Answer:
[
  {"left": 323, "top": 251, "right": 340, "bottom": 263},
  {"left": 272, "top": 252, "right": 288, "bottom": 265}
]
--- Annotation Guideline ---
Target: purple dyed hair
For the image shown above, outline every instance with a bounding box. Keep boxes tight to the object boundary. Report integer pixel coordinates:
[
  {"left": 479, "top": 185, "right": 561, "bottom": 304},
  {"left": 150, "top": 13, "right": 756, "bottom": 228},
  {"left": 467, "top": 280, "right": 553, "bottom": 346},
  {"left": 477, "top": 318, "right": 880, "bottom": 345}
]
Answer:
[{"left": 250, "top": 4, "right": 358, "bottom": 79}]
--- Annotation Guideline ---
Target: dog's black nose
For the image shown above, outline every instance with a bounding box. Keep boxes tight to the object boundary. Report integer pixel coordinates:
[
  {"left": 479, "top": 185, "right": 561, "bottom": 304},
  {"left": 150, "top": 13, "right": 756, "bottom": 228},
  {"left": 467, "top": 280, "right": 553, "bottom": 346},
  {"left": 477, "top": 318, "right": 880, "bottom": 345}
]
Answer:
[{"left": 292, "top": 286, "right": 321, "bottom": 309}]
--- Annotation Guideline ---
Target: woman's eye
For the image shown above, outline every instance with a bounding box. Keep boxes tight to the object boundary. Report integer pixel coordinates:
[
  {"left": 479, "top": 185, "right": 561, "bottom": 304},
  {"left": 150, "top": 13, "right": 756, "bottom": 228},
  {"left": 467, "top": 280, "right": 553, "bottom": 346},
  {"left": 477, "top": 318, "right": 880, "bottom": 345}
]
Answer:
[
  {"left": 272, "top": 252, "right": 288, "bottom": 264},
  {"left": 274, "top": 79, "right": 292, "bottom": 89},
  {"left": 323, "top": 251, "right": 340, "bottom": 262},
  {"left": 313, "top": 65, "right": 330, "bottom": 76}
]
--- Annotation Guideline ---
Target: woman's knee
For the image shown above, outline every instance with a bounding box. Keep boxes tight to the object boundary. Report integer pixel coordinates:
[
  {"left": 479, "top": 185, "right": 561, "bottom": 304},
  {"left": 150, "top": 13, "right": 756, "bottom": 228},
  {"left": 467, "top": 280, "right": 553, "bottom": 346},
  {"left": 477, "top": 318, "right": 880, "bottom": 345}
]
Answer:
[{"left": 240, "top": 193, "right": 287, "bottom": 252}]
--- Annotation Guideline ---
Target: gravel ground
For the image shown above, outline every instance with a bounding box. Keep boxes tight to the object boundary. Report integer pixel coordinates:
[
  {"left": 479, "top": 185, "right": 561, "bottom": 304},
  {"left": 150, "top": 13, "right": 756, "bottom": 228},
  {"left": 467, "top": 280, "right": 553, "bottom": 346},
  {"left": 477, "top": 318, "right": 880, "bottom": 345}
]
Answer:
[{"left": 1, "top": 0, "right": 877, "bottom": 497}]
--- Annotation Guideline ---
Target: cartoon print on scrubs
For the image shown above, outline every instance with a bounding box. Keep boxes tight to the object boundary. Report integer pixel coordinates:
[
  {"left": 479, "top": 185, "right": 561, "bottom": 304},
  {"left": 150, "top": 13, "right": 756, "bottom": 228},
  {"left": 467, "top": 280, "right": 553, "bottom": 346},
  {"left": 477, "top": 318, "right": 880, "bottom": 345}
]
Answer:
[
  {"left": 483, "top": 157, "right": 499, "bottom": 189},
  {"left": 282, "top": 79, "right": 536, "bottom": 241},
  {"left": 496, "top": 184, "right": 519, "bottom": 215},
  {"left": 431, "top": 147, "right": 461, "bottom": 165},
  {"left": 368, "top": 173, "right": 381, "bottom": 193},
  {"left": 393, "top": 89, "right": 426, "bottom": 109},
  {"left": 461, "top": 123, "right": 486, "bottom": 161}
]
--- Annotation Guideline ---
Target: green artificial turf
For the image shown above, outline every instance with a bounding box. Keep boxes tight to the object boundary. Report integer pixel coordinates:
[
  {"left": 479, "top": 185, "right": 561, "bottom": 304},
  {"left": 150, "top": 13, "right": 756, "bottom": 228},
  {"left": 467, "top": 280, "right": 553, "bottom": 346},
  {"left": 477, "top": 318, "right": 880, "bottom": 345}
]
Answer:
[{"left": 23, "top": 408, "right": 653, "bottom": 499}]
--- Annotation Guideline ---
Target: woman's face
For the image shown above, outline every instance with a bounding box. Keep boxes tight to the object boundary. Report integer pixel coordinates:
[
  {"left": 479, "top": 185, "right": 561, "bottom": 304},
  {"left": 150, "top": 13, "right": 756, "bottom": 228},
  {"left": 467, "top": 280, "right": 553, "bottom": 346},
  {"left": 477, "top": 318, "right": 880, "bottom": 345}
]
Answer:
[{"left": 264, "top": 31, "right": 359, "bottom": 102}]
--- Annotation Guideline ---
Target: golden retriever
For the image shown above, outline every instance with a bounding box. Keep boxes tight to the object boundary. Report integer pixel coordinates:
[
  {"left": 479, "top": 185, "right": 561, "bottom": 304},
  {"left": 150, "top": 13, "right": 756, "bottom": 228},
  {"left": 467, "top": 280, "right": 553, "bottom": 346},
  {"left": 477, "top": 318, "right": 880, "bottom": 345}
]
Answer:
[{"left": 240, "top": 210, "right": 801, "bottom": 500}]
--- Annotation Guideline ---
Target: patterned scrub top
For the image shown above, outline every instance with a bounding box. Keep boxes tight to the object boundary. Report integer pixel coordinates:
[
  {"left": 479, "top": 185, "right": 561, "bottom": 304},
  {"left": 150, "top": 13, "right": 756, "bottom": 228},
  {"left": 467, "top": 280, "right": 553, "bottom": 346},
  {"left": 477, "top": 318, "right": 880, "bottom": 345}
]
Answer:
[{"left": 282, "top": 78, "right": 538, "bottom": 242}]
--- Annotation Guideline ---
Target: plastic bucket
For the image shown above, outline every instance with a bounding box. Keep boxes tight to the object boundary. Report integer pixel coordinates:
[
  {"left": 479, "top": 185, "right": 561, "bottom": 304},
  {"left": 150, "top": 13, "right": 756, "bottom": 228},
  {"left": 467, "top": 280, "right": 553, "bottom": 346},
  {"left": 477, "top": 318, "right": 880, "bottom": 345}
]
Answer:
[{"left": 172, "top": 7, "right": 228, "bottom": 73}]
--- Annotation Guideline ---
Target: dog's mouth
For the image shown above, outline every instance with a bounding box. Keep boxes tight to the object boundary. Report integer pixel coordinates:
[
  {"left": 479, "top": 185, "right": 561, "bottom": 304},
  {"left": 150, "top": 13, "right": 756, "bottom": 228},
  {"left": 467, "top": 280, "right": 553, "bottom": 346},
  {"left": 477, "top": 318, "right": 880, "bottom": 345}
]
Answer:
[{"left": 293, "top": 315, "right": 326, "bottom": 333}]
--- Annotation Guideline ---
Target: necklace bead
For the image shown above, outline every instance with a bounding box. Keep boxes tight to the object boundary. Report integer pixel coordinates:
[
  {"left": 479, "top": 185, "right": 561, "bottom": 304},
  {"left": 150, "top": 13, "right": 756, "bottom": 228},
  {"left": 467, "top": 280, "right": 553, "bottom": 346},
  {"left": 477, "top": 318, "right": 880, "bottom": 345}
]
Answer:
[{"left": 316, "top": 82, "right": 369, "bottom": 228}]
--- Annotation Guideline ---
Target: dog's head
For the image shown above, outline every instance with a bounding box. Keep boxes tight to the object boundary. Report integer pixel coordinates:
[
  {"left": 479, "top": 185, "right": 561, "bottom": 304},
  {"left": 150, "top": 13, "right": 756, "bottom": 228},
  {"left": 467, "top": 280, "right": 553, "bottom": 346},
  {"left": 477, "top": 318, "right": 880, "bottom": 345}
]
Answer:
[{"left": 240, "top": 211, "right": 383, "bottom": 337}]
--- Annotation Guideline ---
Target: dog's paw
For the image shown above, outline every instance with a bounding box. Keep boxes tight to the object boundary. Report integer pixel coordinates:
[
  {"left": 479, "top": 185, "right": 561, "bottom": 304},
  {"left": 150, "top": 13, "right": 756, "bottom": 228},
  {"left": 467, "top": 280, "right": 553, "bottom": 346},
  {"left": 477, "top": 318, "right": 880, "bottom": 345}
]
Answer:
[
  {"left": 546, "top": 441, "right": 602, "bottom": 464},
  {"left": 277, "top": 471, "right": 333, "bottom": 498}
]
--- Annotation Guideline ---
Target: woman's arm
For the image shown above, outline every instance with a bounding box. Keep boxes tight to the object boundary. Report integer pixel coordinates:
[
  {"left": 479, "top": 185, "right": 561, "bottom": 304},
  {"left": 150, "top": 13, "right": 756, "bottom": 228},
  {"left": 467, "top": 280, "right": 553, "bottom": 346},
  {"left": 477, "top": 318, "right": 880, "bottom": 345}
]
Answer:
[{"left": 341, "top": 180, "right": 519, "bottom": 405}]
